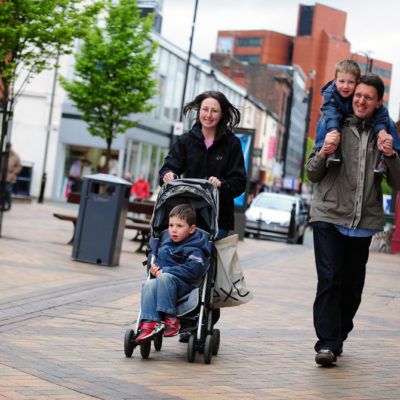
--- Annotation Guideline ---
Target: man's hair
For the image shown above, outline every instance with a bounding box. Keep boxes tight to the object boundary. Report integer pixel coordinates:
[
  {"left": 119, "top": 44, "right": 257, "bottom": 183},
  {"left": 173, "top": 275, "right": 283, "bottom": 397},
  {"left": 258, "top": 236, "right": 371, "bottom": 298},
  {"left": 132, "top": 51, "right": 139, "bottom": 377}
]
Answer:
[
  {"left": 358, "top": 73, "right": 385, "bottom": 100},
  {"left": 169, "top": 203, "right": 196, "bottom": 226},
  {"left": 335, "top": 59, "right": 361, "bottom": 80}
]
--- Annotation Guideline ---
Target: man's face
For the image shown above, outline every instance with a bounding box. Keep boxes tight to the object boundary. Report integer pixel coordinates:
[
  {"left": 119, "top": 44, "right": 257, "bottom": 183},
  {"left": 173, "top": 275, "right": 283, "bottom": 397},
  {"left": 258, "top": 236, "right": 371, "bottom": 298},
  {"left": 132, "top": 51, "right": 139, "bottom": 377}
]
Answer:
[{"left": 352, "top": 83, "right": 383, "bottom": 119}]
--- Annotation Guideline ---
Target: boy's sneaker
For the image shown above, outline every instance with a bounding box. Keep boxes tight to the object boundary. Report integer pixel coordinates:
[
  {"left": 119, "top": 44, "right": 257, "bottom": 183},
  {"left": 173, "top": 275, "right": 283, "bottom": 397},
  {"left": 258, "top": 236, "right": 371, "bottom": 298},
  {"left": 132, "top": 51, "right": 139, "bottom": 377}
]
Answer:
[
  {"left": 135, "top": 321, "right": 165, "bottom": 344},
  {"left": 326, "top": 152, "right": 342, "bottom": 168},
  {"left": 164, "top": 317, "right": 179, "bottom": 337},
  {"left": 374, "top": 159, "right": 388, "bottom": 176}
]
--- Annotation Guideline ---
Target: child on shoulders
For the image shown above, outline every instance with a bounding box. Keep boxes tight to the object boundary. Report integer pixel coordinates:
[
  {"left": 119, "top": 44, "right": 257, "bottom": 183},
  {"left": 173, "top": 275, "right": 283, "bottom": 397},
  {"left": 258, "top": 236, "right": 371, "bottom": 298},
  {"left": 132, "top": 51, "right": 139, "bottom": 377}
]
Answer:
[{"left": 315, "top": 58, "right": 400, "bottom": 174}]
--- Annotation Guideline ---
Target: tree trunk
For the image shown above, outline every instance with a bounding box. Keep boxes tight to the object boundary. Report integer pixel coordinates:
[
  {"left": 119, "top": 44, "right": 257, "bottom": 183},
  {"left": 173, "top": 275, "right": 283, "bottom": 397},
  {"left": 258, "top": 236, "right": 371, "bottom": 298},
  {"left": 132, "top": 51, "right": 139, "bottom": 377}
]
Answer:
[{"left": 105, "top": 137, "right": 112, "bottom": 174}]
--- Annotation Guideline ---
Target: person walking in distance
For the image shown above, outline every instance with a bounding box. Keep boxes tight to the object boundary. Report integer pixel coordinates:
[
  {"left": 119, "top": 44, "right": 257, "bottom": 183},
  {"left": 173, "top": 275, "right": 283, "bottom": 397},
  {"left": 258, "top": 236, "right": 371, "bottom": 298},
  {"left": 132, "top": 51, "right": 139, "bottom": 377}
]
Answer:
[{"left": 1, "top": 143, "right": 22, "bottom": 211}]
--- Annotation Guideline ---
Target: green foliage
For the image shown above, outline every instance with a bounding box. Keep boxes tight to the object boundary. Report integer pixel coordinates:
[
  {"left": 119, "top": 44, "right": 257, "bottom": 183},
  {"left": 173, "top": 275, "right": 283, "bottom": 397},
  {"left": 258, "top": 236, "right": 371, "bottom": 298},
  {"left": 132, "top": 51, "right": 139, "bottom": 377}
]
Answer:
[
  {"left": 59, "top": 0, "right": 158, "bottom": 171},
  {"left": 302, "top": 137, "right": 315, "bottom": 186},
  {"left": 381, "top": 178, "right": 392, "bottom": 195},
  {"left": 0, "top": 0, "right": 103, "bottom": 150}
]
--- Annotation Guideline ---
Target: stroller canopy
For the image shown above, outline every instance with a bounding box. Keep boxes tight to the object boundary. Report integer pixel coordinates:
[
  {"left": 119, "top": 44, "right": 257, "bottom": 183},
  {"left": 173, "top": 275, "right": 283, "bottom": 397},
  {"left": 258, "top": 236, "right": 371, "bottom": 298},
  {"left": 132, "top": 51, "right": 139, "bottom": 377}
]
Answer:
[{"left": 150, "top": 179, "right": 219, "bottom": 239}]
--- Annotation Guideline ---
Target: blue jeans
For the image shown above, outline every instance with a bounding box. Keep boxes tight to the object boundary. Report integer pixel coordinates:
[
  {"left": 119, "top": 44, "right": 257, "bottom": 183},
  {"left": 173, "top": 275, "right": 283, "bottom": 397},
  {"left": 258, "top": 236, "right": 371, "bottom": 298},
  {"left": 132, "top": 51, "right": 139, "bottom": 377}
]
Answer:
[
  {"left": 140, "top": 273, "right": 193, "bottom": 322},
  {"left": 4, "top": 183, "right": 13, "bottom": 211},
  {"left": 311, "top": 221, "right": 371, "bottom": 354},
  {"left": 315, "top": 116, "right": 400, "bottom": 150}
]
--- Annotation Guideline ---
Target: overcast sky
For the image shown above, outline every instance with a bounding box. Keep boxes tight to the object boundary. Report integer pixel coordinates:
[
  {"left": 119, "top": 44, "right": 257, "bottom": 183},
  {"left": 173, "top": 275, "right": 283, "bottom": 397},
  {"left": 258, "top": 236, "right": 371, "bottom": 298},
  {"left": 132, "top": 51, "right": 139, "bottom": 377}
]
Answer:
[{"left": 161, "top": 0, "right": 400, "bottom": 120}]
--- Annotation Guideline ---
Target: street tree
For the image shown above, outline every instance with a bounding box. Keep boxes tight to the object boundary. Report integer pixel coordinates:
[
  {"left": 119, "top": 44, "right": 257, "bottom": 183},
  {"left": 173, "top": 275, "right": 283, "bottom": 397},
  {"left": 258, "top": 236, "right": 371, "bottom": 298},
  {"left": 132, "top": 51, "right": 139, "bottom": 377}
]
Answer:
[
  {"left": 60, "top": 0, "right": 158, "bottom": 173},
  {"left": 0, "top": 0, "right": 103, "bottom": 235},
  {"left": 0, "top": 0, "right": 103, "bottom": 157}
]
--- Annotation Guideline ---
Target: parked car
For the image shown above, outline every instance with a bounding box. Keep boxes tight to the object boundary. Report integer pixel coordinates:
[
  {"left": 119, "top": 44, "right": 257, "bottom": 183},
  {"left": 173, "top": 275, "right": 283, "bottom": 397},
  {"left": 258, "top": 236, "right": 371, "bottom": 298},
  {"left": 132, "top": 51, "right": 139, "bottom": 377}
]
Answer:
[{"left": 245, "top": 192, "right": 309, "bottom": 244}]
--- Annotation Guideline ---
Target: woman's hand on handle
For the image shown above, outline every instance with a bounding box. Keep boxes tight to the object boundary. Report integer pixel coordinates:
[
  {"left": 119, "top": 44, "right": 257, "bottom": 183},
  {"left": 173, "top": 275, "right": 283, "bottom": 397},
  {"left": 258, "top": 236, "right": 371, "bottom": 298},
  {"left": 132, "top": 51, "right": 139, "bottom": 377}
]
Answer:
[
  {"left": 163, "top": 172, "right": 176, "bottom": 183},
  {"left": 208, "top": 176, "right": 221, "bottom": 188}
]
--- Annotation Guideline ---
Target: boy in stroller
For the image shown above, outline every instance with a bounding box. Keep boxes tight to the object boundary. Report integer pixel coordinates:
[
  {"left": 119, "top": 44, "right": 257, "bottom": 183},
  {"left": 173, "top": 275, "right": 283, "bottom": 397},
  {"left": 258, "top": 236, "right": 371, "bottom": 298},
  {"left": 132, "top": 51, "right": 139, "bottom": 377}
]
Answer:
[{"left": 135, "top": 203, "right": 209, "bottom": 344}]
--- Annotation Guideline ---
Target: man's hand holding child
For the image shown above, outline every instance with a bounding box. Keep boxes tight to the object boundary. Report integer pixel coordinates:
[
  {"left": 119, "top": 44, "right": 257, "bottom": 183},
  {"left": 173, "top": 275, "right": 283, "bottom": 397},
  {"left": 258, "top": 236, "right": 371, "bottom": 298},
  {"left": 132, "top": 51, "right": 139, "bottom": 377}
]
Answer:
[
  {"left": 320, "top": 130, "right": 340, "bottom": 158},
  {"left": 377, "top": 130, "right": 394, "bottom": 156}
]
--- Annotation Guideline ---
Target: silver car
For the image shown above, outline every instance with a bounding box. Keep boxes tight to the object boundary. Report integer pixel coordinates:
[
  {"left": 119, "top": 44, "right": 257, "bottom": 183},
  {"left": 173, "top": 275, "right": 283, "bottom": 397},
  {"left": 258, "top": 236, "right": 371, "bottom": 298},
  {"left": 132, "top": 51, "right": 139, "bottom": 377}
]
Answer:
[{"left": 245, "top": 192, "right": 309, "bottom": 244}]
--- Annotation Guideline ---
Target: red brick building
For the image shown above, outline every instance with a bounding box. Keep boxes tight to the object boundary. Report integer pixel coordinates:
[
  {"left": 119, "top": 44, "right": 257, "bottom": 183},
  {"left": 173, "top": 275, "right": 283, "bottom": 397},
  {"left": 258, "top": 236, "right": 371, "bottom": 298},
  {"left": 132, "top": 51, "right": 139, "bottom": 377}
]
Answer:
[{"left": 216, "top": 3, "right": 393, "bottom": 141}]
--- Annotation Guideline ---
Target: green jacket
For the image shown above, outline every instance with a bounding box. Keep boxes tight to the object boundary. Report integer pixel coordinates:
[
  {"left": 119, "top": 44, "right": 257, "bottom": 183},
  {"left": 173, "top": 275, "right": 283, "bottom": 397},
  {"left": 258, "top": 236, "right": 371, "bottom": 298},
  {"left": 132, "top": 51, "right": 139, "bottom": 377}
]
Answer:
[{"left": 306, "top": 115, "right": 400, "bottom": 230}]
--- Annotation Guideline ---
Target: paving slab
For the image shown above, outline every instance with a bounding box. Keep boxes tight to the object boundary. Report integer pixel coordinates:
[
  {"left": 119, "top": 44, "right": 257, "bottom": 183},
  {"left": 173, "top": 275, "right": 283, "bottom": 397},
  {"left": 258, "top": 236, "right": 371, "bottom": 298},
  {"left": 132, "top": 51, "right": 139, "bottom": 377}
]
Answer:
[{"left": 0, "top": 202, "right": 399, "bottom": 399}]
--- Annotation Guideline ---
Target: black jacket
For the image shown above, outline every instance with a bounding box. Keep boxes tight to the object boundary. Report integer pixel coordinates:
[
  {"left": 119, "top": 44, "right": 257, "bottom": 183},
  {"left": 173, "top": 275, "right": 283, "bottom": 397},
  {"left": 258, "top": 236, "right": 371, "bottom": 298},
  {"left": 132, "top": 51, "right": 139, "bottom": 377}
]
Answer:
[{"left": 159, "top": 123, "right": 246, "bottom": 230}]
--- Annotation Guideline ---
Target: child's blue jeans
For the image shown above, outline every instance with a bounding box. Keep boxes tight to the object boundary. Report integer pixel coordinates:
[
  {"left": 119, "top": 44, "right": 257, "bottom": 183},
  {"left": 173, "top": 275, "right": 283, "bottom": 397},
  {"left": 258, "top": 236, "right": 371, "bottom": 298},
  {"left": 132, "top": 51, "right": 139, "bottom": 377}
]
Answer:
[
  {"left": 140, "top": 273, "right": 193, "bottom": 322},
  {"left": 315, "top": 116, "right": 400, "bottom": 150}
]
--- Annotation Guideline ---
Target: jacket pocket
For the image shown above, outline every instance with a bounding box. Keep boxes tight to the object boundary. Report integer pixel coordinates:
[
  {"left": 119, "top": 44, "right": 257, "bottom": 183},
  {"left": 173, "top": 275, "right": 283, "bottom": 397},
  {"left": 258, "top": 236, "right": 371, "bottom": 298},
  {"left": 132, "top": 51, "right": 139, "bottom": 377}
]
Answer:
[{"left": 322, "top": 173, "right": 338, "bottom": 202}]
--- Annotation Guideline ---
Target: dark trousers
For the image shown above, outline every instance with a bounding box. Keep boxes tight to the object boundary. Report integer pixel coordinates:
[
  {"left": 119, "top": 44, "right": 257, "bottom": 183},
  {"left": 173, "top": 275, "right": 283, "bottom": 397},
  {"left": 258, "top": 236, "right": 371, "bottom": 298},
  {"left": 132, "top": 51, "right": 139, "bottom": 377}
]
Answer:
[{"left": 311, "top": 221, "right": 371, "bottom": 354}]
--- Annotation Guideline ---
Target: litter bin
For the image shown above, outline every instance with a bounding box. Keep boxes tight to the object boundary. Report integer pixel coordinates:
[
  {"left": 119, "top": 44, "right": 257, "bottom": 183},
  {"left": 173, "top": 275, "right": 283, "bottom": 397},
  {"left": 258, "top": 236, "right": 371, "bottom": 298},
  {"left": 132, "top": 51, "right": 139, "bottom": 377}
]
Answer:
[{"left": 72, "top": 173, "right": 131, "bottom": 266}]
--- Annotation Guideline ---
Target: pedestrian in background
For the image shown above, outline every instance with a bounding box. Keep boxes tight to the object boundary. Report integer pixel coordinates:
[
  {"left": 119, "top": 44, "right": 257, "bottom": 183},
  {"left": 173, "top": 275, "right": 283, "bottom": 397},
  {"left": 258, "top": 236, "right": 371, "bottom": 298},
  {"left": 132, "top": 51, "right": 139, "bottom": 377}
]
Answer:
[
  {"left": 131, "top": 174, "right": 150, "bottom": 201},
  {"left": 1, "top": 143, "right": 22, "bottom": 211},
  {"left": 306, "top": 74, "right": 400, "bottom": 366}
]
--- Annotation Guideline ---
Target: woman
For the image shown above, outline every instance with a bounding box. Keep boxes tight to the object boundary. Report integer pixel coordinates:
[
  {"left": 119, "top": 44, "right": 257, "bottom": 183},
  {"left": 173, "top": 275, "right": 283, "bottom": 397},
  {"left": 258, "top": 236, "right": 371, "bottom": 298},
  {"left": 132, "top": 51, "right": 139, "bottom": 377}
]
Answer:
[{"left": 160, "top": 91, "right": 246, "bottom": 239}]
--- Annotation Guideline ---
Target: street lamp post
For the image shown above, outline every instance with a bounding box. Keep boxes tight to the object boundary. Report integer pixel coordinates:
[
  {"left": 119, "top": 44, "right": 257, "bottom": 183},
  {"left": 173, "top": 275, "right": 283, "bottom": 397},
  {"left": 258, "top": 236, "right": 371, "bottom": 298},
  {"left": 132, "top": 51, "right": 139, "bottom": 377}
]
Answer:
[
  {"left": 38, "top": 57, "right": 59, "bottom": 203},
  {"left": 299, "top": 70, "right": 316, "bottom": 195},
  {"left": 352, "top": 51, "right": 373, "bottom": 73},
  {"left": 178, "top": 0, "right": 199, "bottom": 123}
]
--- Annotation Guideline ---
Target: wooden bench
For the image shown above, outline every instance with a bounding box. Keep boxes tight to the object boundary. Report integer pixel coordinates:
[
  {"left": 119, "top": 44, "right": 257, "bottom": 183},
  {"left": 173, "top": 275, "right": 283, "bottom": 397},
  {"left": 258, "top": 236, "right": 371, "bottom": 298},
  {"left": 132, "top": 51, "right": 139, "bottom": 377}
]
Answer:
[
  {"left": 53, "top": 192, "right": 81, "bottom": 244},
  {"left": 53, "top": 193, "right": 154, "bottom": 252}
]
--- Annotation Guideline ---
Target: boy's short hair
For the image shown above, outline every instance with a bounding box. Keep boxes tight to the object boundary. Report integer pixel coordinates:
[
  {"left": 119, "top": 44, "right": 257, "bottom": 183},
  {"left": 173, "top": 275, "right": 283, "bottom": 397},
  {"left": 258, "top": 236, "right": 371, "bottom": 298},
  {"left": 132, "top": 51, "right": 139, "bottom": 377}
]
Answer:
[
  {"left": 335, "top": 59, "right": 361, "bottom": 80},
  {"left": 169, "top": 204, "right": 196, "bottom": 226}
]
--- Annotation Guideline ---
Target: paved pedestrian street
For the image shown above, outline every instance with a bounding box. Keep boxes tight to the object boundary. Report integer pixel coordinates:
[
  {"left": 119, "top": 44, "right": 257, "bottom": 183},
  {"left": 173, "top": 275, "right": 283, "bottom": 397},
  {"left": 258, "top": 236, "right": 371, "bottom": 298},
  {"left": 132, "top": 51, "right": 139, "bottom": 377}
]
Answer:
[{"left": 0, "top": 201, "right": 399, "bottom": 399}]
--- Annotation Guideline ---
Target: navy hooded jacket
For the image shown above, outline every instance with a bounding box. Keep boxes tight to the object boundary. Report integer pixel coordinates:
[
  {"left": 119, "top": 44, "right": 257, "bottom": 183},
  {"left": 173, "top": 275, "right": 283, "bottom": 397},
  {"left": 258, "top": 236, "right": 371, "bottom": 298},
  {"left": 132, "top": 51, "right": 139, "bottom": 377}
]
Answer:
[{"left": 155, "top": 229, "right": 209, "bottom": 288}]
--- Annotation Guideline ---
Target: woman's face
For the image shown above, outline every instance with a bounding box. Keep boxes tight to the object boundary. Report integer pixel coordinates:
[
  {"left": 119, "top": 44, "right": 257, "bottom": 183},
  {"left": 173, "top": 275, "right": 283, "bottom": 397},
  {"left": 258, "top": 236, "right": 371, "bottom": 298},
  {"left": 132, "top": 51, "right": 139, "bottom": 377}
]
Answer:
[{"left": 199, "top": 97, "right": 222, "bottom": 131}]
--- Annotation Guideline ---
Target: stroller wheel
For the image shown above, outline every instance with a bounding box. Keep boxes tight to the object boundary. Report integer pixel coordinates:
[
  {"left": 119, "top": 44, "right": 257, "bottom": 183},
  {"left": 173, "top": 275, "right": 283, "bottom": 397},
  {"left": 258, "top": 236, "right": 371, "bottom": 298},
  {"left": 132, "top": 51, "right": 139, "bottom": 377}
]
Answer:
[
  {"left": 187, "top": 333, "right": 196, "bottom": 363},
  {"left": 153, "top": 333, "right": 163, "bottom": 351},
  {"left": 140, "top": 341, "right": 151, "bottom": 359},
  {"left": 124, "top": 329, "right": 135, "bottom": 358},
  {"left": 204, "top": 334, "right": 213, "bottom": 364},
  {"left": 212, "top": 329, "right": 220, "bottom": 355}
]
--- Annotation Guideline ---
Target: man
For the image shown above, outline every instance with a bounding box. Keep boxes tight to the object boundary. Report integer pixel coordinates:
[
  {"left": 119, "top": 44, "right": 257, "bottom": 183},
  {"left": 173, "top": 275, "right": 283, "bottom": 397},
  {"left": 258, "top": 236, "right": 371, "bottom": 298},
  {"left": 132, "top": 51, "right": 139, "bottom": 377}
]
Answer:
[
  {"left": 306, "top": 74, "right": 400, "bottom": 366},
  {"left": 1, "top": 143, "right": 22, "bottom": 211}
]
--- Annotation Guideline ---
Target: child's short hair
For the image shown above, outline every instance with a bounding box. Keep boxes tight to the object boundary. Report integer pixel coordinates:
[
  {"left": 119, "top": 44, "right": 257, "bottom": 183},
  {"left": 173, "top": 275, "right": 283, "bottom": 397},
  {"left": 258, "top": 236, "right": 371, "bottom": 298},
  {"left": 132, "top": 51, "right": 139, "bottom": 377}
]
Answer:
[
  {"left": 335, "top": 59, "right": 361, "bottom": 80},
  {"left": 169, "top": 204, "right": 196, "bottom": 226}
]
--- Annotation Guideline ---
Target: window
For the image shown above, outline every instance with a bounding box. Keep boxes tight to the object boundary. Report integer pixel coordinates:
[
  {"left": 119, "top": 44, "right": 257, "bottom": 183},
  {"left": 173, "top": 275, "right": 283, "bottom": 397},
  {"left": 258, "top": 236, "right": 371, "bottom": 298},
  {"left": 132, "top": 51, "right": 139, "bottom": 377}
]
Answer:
[
  {"left": 298, "top": 5, "right": 314, "bottom": 36},
  {"left": 235, "top": 55, "right": 260, "bottom": 64},
  {"left": 359, "top": 62, "right": 369, "bottom": 73},
  {"left": 236, "top": 37, "right": 262, "bottom": 47},
  {"left": 373, "top": 66, "right": 391, "bottom": 79}
]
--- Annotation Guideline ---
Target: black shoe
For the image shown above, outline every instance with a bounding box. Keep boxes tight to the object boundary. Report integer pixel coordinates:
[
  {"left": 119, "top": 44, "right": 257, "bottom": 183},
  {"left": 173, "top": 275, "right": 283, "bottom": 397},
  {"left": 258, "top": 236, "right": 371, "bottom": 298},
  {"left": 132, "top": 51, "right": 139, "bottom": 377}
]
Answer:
[
  {"left": 179, "top": 332, "right": 190, "bottom": 343},
  {"left": 326, "top": 153, "right": 342, "bottom": 168},
  {"left": 315, "top": 349, "right": 337, "bottom": 366},
  {"left": 337, "top": 346, "right": 343, "bottom": 356}
]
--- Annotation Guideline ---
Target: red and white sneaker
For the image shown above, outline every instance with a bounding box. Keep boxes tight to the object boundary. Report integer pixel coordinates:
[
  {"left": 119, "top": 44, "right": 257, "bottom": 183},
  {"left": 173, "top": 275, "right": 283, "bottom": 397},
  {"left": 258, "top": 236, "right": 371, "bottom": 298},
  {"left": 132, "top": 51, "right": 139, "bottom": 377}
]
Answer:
[
  {"left": 135, "top": 321, "right": 157, "bottom": 344},
  {"left": 164, "top": 317, "right": 179, "bottom": 337}
]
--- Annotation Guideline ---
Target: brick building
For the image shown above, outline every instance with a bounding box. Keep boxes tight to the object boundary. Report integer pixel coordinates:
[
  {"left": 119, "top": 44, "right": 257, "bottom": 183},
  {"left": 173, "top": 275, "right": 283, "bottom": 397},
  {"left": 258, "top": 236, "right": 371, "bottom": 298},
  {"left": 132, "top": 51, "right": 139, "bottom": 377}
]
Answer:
[{"left": 216, "top": 3, "right": 393, "bottom": 141}]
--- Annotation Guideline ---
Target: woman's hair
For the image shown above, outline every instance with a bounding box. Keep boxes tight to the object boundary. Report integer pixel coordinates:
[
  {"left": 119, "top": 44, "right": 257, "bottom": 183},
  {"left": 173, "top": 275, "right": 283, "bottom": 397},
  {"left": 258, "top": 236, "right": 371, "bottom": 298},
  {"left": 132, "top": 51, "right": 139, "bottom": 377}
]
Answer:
[{"left": 183, "top": 90, "right": 241, "bottom": 137}]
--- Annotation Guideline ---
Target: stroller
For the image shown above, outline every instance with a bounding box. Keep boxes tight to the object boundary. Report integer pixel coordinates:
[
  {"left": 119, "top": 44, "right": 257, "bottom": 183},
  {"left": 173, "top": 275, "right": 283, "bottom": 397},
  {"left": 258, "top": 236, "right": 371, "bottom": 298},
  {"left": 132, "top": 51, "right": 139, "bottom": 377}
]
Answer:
[{"left": 124, "top": 178, "right": 220, "bottom": 364}]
